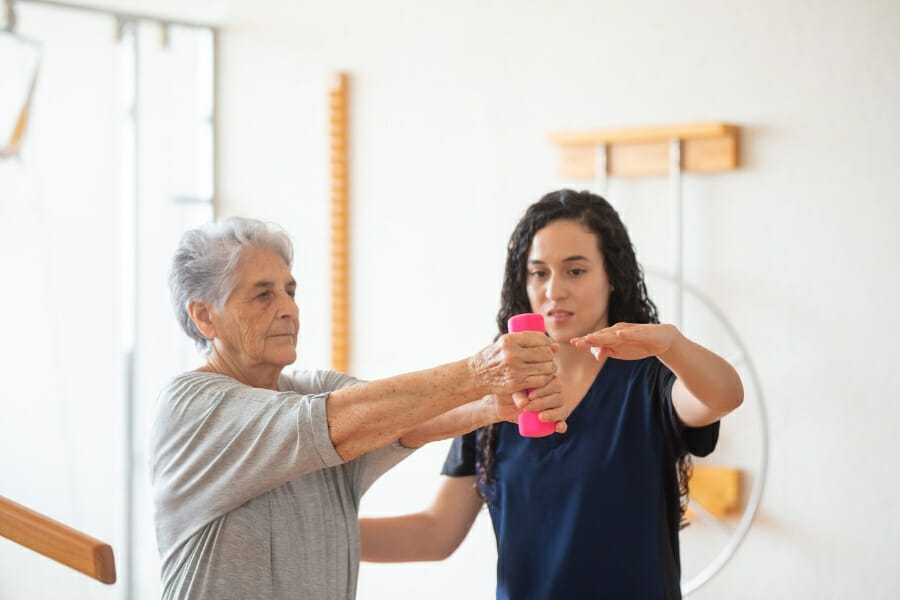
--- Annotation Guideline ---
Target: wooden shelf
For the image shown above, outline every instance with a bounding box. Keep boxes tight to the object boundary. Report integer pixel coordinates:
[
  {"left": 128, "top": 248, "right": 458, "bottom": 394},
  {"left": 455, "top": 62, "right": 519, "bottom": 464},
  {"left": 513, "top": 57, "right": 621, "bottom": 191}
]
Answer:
[
  {"left": 687, "top": 464, "right": 742, "bottom": 519},
  {"left": 548, "top": 122, "right": 739, "bottom": 178}
]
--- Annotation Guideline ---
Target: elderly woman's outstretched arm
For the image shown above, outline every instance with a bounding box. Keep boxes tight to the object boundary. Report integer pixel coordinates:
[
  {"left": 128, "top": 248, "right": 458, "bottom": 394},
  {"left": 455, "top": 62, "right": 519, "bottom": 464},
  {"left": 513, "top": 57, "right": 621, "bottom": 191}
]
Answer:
[{"left": 326, "top": 331, "right": 555, "bottom": 461}]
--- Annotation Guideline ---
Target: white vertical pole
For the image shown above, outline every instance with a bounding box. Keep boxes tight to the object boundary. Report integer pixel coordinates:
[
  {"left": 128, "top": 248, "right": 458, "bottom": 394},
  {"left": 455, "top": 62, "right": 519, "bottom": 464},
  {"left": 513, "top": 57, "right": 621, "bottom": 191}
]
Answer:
[
  {"left": 125, "top": 20, "right": 138, "bottom": 600},
  {"left": 669, "top": 138, "right": 683, "bottom": 328},
  {"left": 595, "top": 143, "right": 608, "bottom": 197}
]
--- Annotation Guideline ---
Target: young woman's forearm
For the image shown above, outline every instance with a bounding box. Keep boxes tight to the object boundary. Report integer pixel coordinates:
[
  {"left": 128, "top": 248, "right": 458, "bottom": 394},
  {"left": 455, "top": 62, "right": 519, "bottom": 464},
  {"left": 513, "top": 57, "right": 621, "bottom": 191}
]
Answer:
[
  {"left": 399, "top": 396, "right": 499, "bottom": 449},
  {"left": 400, "top": 372, "right": 568, "bottom": 447},
  {"left": 360, "top": 513, "right": 452, "bottom": 561},
  {"left": 360, "top": 476, "right": 483, "bottom": 561},
  {"left": 661, "top": 335, "right": 744, "bottom": 426}
]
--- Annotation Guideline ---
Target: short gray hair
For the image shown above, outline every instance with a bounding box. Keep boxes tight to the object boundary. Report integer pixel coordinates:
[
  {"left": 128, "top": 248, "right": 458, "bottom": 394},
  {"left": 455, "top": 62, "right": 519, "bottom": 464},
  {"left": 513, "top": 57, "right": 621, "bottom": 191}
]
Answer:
[{"left": 169, "top": 216, "right": 294, "bottom": 352}]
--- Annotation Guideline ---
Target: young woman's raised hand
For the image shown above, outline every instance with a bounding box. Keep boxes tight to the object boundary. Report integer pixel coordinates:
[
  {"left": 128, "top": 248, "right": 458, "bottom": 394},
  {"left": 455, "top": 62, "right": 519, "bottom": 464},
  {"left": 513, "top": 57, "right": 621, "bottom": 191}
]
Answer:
[{"left": 570, "top": 323, "right": 681, "bottom": 361}]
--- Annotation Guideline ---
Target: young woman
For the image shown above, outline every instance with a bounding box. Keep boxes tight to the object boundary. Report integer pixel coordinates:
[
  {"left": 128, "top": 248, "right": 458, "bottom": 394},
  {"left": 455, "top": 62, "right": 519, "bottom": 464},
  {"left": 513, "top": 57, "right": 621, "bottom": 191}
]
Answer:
[{"left": 360, "top": 189, "right": 743, "bottom": 600}]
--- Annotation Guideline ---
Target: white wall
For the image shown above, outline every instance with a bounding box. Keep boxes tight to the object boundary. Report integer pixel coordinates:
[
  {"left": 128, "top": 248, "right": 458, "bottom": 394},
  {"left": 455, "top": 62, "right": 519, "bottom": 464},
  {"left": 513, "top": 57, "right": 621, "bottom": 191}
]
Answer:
[
  {"left": 5, "top": 0, "right": 896, "bottom": 597},
  {"left": 213, "top": 0, "right": 900, "bottom": 598}
]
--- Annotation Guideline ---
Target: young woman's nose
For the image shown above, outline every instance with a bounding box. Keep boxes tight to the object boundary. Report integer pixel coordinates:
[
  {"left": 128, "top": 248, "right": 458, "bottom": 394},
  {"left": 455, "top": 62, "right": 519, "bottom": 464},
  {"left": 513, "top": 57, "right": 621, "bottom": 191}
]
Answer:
[{"left": 546, "top": 274, "right": 568, "bottom": 300}]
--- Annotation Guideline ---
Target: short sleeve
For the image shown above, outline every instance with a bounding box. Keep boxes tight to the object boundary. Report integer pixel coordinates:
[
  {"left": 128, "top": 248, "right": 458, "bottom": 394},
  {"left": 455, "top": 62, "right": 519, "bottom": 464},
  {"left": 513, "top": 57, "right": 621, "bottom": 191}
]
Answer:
[
  {"left": 279, "top": 368, "right": 362, "bottom": 395},
  {"left": 648, "top": 358, "right": 720, "bottom": 458},
  {"left": 149, "top": 372, "right": 348, "bottom": 554},
  {"left": 440, "top": 431, "right": 477, "bottom": 476},
  {"left": 280, "top": 369, "right": 417, "bottom": 494}
]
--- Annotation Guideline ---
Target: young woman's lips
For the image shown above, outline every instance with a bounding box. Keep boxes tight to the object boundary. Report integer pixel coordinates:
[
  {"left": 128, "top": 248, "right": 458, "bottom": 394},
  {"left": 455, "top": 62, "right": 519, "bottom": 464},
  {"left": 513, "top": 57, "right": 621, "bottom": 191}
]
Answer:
[{"left": 547, "top": 311, "right": 572, "bottom": 324}]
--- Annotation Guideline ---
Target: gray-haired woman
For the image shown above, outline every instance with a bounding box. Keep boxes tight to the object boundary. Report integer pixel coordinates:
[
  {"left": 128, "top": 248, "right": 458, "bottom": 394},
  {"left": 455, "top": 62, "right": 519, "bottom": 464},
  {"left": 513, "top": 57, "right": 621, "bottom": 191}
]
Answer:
[{"left": 149, "top": 216, "right": 562, "bottom": 600}]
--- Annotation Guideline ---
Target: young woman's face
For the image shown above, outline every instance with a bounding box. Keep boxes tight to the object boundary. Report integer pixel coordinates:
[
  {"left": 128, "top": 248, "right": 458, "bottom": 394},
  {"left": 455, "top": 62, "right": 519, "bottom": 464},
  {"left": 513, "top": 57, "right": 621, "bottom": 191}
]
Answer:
[{"left": 525, "top": 218, "right": 613, "bottom": 343}]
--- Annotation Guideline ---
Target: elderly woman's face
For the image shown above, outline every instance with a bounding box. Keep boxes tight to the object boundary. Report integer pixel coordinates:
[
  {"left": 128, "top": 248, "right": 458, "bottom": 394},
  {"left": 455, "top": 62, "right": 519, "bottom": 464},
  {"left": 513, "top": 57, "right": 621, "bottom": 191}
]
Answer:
[{"left": 210, "top": 246, "right": 299, "bottom": 370}]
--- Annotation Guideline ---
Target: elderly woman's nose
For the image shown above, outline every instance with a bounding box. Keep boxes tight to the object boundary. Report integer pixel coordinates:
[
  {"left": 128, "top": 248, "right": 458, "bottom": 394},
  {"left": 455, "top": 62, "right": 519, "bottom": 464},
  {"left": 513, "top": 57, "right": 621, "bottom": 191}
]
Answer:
[{"left": 279, "top": 293, "right": 299, "bottom": 317}]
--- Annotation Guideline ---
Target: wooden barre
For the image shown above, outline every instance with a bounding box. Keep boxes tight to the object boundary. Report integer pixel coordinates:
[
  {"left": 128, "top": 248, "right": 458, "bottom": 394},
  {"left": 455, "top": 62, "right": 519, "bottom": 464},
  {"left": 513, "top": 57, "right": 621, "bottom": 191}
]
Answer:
[{"left": 0, "top": 495, "right": 116, "bottom": 584}]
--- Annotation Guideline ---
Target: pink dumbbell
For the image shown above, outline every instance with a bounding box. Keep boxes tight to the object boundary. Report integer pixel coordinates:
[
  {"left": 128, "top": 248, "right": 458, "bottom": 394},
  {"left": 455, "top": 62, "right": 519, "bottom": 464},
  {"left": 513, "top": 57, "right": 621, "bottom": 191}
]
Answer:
[{"left": 507, "top": 313, "right": 556, "bottom": 438}]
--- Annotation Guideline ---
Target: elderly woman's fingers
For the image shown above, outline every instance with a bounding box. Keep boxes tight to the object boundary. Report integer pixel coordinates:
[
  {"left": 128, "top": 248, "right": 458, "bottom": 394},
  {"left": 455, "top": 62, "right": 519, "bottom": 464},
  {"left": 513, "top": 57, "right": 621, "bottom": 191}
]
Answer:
[
  {"left": 537, "top": 405, "right": 571, "bottom": 423},
  {"left": 520, "top": 394, "right": 572, "bottom": 424},
  {"left": 520, "top": 376, "right": 561, "bottom": 402},
  {"left": 505, "top": 331, "right": 554, "bottom": 348},
  {"left": 511, "top": 390, "right": 530, "bottom": 410},
  {"left": 473, "top": 332, "right": 557, "bottom": 395},
  {"left": 491, "top": 393, "right": 522, "bottom": 424}
]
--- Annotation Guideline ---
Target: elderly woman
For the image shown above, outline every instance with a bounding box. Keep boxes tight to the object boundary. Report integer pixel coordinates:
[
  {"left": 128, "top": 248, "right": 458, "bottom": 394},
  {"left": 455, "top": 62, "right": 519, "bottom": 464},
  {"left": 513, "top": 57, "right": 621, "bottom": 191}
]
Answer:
[{"left": 149, "top": 216, "right": 560, "bottom": 600}]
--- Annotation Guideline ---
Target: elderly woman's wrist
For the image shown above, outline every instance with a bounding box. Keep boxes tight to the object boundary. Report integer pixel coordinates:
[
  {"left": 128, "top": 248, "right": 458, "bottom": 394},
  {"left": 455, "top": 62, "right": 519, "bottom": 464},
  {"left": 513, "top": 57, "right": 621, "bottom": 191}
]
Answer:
[{"left": 464, "top": 354, "right": 491, "bottom": 398}]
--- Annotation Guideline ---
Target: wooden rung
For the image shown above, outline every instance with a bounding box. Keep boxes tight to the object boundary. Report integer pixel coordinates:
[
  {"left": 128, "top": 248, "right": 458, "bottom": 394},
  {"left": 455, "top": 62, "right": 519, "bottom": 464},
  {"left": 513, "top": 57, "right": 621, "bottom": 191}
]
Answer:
[
  {"left": 686, "top": 464, "right": 741, "bottom": 519},
  {"left": 549, "top": 122, "right": 739, "bottom": 178},
  {"left": 0, "top": 495, "right": 116, "bottom": 584}
]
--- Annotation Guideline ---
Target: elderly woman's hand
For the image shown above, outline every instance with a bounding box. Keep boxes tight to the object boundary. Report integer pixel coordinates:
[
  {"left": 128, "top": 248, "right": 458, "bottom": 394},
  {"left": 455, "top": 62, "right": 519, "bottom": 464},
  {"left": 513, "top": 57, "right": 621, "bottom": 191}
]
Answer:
[
  {"left": 489, "top": 374, "right": 569, "bottom": 433},
  {"left": 469, "top": 332, "right": 557, "bottom": 397},
  {"left": 515, "top": 375, "right": 570, "bottom": 434}
]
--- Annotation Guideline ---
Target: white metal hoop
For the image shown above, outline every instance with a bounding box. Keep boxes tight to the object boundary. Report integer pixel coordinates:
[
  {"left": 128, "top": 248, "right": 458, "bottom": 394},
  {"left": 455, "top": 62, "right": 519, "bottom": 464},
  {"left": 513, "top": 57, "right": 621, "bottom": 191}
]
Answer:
[{"left": 645, "top": 269, "right": 769, "bottom": 595}]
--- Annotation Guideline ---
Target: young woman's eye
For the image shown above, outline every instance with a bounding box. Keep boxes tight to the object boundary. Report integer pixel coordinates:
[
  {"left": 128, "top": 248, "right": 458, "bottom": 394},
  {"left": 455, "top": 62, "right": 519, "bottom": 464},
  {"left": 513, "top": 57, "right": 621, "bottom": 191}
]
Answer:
[
  {"left": 569, "top": 268, "right": 586, "bottom": 276},
  {"left": 528, "top": 270, "right": 547, "bottom": 279}
]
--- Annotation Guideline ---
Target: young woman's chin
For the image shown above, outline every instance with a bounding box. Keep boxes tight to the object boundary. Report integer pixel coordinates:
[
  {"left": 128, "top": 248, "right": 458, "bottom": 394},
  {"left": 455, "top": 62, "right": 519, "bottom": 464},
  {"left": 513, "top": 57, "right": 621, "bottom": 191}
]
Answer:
[{"left": 546, "top": 323, "right": 583, "bottom": 344}]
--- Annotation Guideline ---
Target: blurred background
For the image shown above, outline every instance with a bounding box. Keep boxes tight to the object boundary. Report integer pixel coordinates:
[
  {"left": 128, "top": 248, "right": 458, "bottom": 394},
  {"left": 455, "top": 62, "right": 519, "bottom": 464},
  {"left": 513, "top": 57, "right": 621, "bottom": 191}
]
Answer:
[{"left": 1, "top": 0, "right": 898, "bottom": 598}]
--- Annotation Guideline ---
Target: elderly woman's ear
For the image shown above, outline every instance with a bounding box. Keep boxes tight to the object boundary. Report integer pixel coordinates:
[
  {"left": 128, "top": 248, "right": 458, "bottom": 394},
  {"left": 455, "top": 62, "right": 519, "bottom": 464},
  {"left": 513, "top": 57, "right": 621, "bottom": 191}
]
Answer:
[{"left": 188, "top": 300, "right": 216, "bottom": 340}]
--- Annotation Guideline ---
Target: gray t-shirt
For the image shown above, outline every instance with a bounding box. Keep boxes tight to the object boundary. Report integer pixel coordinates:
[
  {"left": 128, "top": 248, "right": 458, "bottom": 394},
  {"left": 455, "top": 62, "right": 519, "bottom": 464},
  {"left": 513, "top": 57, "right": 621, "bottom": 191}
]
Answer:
[{"left": 149, "top": 369, "right": 414, "bottom": 600}]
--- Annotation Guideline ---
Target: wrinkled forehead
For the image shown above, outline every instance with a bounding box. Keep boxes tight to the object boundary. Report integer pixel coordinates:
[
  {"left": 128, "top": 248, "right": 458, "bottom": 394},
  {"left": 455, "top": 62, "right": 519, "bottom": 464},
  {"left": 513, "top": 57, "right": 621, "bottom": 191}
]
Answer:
[{"left": 232, "top": 246, "right": 295, "bottom": 287}]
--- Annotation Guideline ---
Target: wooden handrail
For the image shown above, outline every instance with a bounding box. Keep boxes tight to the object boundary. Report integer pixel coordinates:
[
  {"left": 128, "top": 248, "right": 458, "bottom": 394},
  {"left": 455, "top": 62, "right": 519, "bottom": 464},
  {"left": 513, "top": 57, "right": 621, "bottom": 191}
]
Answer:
[{"left": 0, "top": 495, "right": 116, "bottom": 584}]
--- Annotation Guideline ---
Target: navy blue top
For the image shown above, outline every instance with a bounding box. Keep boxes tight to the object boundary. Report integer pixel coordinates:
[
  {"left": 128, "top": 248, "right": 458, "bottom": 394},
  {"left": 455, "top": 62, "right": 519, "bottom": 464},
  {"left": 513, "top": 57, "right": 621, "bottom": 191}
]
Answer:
[{"left": 441, "top": 357, "right": 719, "bottom": 600}]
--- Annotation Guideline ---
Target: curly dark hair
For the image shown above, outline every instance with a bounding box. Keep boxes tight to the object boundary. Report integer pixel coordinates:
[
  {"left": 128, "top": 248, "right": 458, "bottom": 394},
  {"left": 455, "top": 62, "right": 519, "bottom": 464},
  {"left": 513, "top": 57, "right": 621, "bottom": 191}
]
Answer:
[{"left": 476, "top": 189, "right": 694, "bottom": 528}]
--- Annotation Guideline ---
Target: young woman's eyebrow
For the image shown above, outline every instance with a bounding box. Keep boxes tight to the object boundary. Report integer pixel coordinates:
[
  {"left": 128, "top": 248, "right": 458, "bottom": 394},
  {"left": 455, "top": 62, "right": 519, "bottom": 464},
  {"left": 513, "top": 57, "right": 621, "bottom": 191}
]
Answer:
[{"left": 527, "top": 255, "right": 590, "bottom": 264}]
